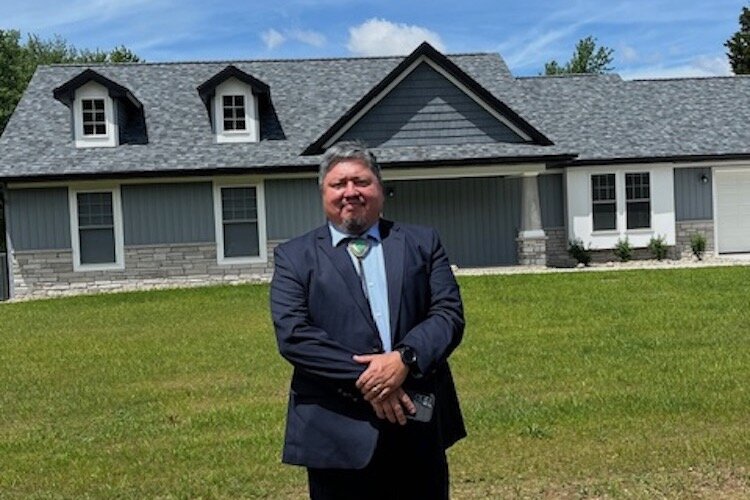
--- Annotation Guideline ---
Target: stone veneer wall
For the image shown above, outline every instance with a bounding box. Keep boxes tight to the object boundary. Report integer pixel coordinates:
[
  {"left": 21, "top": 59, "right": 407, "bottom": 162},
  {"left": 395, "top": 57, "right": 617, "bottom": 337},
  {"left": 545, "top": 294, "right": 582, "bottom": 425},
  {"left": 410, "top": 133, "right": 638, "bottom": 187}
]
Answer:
[
  {"left": 516, "top": 235, "right": 547, "bottom": 266},
  {"left": 675, "top": 220, "right": 714, "bottom": 259},
  {"left": 10, "top": 240, "right": 283, "bottom": 300},
  {"left": 544, "top": 227, "right": 576, "bottom": 268}
]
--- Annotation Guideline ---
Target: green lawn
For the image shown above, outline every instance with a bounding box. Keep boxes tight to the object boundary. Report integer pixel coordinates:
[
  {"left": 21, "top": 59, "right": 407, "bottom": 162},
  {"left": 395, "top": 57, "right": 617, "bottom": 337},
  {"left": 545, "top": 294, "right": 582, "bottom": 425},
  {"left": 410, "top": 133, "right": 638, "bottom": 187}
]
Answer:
[{"left": 1, "top": 267, "right": 749, "bottom": 498}]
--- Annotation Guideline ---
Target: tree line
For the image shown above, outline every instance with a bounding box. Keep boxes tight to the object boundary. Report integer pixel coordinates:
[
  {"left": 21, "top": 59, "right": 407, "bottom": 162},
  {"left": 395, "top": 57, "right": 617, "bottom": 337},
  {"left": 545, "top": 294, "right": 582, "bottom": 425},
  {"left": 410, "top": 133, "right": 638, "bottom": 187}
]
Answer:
[{"left": 0, "top": 30, "right": 141, "bottom": 134}]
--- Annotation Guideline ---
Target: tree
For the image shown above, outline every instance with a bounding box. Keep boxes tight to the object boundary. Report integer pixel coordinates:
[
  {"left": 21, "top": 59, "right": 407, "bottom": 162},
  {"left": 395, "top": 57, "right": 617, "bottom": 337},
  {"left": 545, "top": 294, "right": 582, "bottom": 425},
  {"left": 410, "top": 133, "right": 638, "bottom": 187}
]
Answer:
[
  {"left": 0, "top": 30, "right": 141, "bottom": 133},
  {"left": 725, "top": 6, "right": 750, "bottom": 74},
  {"left": 544, "top": 36, "right": 614, "bottom": 75}
]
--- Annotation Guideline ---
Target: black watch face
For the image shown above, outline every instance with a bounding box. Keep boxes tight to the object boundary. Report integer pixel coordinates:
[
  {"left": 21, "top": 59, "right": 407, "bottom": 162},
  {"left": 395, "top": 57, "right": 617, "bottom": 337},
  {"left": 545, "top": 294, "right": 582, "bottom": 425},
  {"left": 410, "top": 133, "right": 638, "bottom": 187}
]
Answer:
[{"left": 402, "top": 347, "right": 416, "bottom": 364}]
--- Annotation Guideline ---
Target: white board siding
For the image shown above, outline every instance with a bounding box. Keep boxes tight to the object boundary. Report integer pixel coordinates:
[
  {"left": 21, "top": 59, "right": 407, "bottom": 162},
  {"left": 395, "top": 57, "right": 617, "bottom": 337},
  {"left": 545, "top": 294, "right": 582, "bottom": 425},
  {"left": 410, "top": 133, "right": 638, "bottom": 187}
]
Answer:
[
  {"left": 715, "top": 169, "right": 750, "bottom": 253},
  {"left": 566, "top": 165, "right": 675, "bottom": 249}
]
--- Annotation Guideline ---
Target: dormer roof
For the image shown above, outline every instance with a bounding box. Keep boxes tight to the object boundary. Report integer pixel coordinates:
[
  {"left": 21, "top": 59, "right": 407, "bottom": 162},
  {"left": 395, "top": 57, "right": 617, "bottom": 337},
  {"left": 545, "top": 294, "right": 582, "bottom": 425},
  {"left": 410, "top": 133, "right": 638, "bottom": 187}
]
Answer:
[
  {"left": 196, "top": 65, "right": 270, "bottom": 106},
  {"left": 52, "top": 69, "right": 142, "bottom": 110}
]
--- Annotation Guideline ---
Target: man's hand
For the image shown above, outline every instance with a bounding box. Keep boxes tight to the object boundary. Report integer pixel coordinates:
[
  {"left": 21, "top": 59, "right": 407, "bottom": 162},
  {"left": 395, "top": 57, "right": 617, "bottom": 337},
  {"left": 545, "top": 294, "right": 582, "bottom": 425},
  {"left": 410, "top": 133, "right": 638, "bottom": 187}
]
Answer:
[
  {"left": 353, "top": 351, "right": 409, "bottom": 402},
  {"left": 370, "top": 388, "right": 416, "bottom": 425}
]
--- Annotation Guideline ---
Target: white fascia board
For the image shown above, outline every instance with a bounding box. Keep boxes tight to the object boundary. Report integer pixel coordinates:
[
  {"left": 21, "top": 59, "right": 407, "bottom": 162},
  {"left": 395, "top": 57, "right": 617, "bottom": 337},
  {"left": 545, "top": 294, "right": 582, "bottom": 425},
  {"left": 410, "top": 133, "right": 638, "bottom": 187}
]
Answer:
[{"left": 382, "top": 163, "right": 546, "bottom": 181}]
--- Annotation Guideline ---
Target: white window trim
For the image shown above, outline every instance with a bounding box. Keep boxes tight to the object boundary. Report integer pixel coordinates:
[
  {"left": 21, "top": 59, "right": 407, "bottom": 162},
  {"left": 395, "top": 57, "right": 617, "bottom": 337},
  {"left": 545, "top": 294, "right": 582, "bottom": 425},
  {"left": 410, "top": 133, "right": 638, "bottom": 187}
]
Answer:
[
  {"left": 624, "top": 172, "right": 652, "bottom": 231},
  {"left": 73, "top": 82, "right": 118, "bottom": 148},
  {"left": 591, "top": 173, "right": 617, "bottom": 233},
  {"left": 213, "top": 78, "right": 259, "bottom": 144},
  {"left": 590, "top": 170, "right": 653, "bottom": 234},
  {"left": 69, "top": 184, "right": 125, "bottom": 272},
  {"left": 213, "top": 178, "right": 267, "bottom": 265}
]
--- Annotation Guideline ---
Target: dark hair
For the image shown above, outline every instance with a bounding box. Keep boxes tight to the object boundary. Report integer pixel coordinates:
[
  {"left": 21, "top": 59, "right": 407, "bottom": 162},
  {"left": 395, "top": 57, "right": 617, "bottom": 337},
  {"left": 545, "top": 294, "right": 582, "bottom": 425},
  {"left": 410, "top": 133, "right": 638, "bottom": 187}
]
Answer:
[{"left": 318, "top": 141, "right": 382, "bottom": 187}]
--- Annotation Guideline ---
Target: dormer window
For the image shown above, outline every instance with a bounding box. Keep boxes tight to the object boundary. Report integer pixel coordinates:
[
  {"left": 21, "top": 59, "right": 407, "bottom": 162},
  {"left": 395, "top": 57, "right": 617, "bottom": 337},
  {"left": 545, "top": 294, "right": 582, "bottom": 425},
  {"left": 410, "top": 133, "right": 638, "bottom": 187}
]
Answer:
[
  {"left": 213, "top": 79, "right": 258, "bottom": 143},
  {"left": 197, "top": 65, "right": 270, "bottom": 145},
  {"left": 222, "top": 95, "right": 247, "bottom": 131},
  {"left": 53, "top": 69, "right": 147, "bottom": 149},
  {"left": 82, "top": 99, "right": 107, "bottom": 136},
  {"left": 72, "top": 82, "right": 117, "bottom": 148}
]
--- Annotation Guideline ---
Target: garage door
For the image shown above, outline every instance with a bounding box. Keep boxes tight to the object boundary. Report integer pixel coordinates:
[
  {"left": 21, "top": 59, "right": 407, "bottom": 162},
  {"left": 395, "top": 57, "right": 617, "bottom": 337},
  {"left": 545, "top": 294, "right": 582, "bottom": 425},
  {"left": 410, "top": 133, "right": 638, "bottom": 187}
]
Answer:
[
  {"left": 716, "top": 170, "right": 750, "bottom": 253},
  {"left": 383, "top": 177, "right": 521, "bottom": 267}
]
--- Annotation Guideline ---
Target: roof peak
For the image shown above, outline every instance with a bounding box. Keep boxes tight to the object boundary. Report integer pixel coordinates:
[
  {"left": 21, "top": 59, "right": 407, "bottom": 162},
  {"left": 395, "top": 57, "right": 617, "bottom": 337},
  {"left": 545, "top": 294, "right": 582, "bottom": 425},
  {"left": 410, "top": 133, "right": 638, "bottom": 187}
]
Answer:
[{"left": 43, "top": 50, "right": 499, "bottom": 69}]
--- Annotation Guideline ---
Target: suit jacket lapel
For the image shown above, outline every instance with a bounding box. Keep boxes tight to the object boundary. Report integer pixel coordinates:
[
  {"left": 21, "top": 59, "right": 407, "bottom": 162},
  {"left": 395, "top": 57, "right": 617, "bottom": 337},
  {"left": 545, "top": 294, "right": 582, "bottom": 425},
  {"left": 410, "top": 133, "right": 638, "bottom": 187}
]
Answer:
[
  {"left": 380, "top": 220, "right": 404, "bottom": 342},
  {"left": 316, "top": 226, "right": 378, "bottom": 331}
]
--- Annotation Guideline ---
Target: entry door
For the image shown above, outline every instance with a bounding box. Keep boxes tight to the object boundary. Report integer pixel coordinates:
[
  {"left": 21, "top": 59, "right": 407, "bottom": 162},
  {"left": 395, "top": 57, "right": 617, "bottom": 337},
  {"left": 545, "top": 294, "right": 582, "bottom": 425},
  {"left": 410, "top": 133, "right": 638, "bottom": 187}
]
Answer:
[{"left": 715, "top": 170, "right": 750, "bottom": 253}]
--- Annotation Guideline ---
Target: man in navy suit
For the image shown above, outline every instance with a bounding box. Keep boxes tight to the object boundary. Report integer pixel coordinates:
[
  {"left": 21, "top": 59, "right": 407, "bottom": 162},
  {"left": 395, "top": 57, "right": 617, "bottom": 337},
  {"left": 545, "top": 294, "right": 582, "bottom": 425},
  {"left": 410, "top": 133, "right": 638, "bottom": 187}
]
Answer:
[{"left": 271, "top": 141, "right": 466, "bottom": 499}]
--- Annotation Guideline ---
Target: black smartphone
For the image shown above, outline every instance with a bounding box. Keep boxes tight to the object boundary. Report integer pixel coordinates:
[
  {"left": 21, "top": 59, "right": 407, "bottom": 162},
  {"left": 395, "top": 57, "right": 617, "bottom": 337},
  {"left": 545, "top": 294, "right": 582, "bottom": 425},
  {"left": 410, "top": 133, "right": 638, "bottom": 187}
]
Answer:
[{"left": 405, "top": 391, "right": 435, "bottom": 423}]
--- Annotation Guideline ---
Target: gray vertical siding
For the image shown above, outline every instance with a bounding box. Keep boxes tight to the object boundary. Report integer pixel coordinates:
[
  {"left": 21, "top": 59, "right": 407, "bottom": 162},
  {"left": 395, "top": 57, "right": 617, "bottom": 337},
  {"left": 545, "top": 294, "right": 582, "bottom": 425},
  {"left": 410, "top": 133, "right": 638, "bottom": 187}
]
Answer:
[
  {"left": 7, "top": 187, "right": 71, "bottom": 250},
  {"left": 265, "top": 178, "right": 325, "bottom": 240},
  {"left": 341, "top": 62, "right": 525, "bottom": 148},
  {"left": 538, "top": 173, "right": 565, "bottom": 228},
  {"left": 384, "top": 176, "right": 521, "bottom": 267},
  {"left": 674, "top": 167, "right": 712, "bottom": 221},
  {"left": 121, "top": 182, "right": 215, "bottom": 245}
]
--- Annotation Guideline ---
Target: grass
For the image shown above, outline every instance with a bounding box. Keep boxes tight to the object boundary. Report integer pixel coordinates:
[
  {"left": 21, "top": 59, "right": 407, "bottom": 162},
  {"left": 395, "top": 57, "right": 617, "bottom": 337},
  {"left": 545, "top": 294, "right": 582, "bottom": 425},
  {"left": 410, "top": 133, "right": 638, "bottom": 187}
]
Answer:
[{"left": 1, "top": 267, "right": 749, "bottom": 498}]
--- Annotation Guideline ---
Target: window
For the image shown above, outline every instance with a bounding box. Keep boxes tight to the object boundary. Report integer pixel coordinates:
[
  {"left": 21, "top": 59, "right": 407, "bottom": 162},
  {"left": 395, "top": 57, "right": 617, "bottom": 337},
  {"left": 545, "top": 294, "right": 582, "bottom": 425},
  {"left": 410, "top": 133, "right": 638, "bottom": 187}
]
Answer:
[
  {"left": 81, "top": 99, "right": 106, "bottom": 136},
  {"left": 213, "top": 183, "right": 266, "bottom": 264},
  {"left": 70, "top": 187, "right": 124, "bottom": 271},
  {"left": 626, "top": 172, "right": 651, "bottom": 229},
  {"left": 222, "top": 95, "right": 246, "bottom": 131},
  {"left": 592, "top": 174, "right": 616, "bottom": 231},
  {"left": 73, "top": 82, "right": 117, "bottom": 148}
]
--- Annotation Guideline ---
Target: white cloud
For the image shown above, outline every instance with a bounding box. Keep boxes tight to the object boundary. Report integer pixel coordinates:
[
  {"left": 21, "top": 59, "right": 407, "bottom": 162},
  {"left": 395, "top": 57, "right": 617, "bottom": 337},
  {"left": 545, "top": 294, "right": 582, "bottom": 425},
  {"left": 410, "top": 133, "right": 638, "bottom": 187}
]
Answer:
[
  {"left": 261, "top": 29, "right": 286, "bottom": 50},
  {"left": 261, "top": 28, "right": 326, "bottom": 50},
  {"left": 346, "top": 18, "right": 445, "bottom": 56},
  {"left": 289, "top": 29, "right": 326, "bottom": 48},
  {"left": 620, "top": 55, "right": 732, "bottom": 80},
  {"left": 620, "top": 45, "right": 638, "bottom": 63}
]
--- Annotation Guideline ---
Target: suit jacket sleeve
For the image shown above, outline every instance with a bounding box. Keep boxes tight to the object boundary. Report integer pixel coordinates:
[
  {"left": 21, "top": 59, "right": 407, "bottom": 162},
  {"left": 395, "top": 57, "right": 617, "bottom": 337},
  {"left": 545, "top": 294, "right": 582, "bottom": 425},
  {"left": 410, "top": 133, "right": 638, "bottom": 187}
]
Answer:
[
  {"left": 397, "top": 228, "right": 465, "bottom": 377},
  {"left": 271, "top": 244, "right": 365, "bottom": 381}
]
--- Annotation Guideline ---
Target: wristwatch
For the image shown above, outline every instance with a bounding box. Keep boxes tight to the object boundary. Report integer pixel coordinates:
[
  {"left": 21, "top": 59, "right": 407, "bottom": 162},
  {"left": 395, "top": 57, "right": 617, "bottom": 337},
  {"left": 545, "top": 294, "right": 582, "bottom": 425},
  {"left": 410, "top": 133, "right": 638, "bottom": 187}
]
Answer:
[{"left": 396, "top": 345, "right": 418, "bottom": 374}]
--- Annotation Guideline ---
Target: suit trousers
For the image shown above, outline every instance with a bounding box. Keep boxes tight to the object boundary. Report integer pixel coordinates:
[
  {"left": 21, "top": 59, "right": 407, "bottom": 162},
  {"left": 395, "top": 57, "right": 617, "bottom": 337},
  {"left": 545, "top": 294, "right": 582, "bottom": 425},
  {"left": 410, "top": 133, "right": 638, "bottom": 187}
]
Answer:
[{"left": 307, "top": 419, "right": 449, "bottom": 500}]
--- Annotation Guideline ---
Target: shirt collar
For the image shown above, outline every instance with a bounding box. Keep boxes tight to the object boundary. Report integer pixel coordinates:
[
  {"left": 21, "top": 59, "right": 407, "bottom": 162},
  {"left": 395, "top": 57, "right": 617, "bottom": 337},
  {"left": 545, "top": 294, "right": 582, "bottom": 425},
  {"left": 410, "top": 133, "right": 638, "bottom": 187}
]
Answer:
[{"left": 328, "top": 221, "right": 382, "bottom": 247}]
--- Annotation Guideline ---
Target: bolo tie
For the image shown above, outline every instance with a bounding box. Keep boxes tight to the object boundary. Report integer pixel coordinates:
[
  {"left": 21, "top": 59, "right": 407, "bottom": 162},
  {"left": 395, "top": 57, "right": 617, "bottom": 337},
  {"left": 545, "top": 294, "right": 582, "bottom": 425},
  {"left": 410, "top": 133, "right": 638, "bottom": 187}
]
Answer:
[{"left": 347, "top": 237, "right": 372, "bottom": 301}]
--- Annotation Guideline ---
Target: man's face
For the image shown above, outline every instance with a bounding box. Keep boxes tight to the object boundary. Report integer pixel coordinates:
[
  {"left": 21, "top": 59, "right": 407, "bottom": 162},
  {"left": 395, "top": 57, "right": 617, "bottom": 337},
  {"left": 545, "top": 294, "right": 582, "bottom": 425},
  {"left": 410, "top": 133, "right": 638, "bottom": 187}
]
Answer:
[{"left": 322, "top": 159, "right": 385, "bottom": 234}]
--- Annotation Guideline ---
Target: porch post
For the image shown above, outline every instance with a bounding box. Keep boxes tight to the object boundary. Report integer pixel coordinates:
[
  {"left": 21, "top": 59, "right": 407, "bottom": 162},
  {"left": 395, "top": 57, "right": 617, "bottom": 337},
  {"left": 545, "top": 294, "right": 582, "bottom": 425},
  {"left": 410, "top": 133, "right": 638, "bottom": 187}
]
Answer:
[{"left": 516, "top": 173, "right": 547, "bottom": 266}]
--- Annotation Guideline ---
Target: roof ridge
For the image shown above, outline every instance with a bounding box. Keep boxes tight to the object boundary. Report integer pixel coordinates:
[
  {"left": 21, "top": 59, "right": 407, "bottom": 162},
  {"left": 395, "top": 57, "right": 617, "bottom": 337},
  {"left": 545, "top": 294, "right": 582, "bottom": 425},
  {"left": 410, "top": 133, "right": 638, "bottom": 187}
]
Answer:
[
  {"left": 629, "top": 75, "right": 750, "bottom": 82},
  {"left": 43, "top": 51, "right": 497, "bottom": 69}
]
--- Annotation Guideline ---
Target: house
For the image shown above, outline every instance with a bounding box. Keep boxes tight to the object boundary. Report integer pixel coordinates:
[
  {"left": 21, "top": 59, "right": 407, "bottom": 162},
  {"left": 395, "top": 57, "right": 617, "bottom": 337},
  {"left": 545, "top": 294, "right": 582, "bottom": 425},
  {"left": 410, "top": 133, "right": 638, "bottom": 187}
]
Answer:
[{"left": 1, "top": 42, "right": 749, "bottom": 301}]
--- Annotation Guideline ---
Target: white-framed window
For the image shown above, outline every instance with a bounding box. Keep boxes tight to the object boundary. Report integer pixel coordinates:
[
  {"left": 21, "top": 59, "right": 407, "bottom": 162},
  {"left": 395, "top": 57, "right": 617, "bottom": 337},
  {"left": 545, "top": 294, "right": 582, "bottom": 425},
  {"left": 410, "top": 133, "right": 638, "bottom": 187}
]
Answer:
[
  {"left": 592, "top": 173, "right": 616, "bottom": 231},
  {"left": 69, "top": 185, "right": 124, "bottom": 271},
  {"left": 81, "top": 98, "right": 107, "bottom": 136},
  {"left": 73, "top": 82, "right": 118, "bottom": 148},
  {"left": 213, "top": 179, "right": 267, "bottom": 264},
  {"left": 222, "top": 95, "right": 247, "bottom": 131},
  {"left": 625, "top": 172, "right": 651, "bottom": 229},
  {"left": 213, "top": 78, "right": 259, "bottom": 143}
]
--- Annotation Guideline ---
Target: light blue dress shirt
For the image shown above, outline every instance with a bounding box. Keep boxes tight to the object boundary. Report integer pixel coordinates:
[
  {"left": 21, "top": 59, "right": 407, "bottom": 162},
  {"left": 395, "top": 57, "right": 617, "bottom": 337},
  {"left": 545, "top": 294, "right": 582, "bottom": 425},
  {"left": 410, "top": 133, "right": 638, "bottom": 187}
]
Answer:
[{"left": 329, "top": 222, "right": 392, "bottom": 352}]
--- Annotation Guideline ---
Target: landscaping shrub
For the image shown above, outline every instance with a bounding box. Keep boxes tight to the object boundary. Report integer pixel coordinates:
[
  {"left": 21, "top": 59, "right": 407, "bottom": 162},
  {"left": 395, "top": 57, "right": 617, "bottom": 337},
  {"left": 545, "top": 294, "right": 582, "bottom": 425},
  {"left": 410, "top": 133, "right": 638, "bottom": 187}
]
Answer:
[
  {"left": 691, "top": 233, "right": 707, "bottom": 260},
  {"left": 568, "top": 238, "right": 592, "bottom": 266},
  {"left": 648, "top": 235, "right": 668, "bottom": 260},
  {"left": 613, "top": 237, "right": 633, "bottom": 262}
]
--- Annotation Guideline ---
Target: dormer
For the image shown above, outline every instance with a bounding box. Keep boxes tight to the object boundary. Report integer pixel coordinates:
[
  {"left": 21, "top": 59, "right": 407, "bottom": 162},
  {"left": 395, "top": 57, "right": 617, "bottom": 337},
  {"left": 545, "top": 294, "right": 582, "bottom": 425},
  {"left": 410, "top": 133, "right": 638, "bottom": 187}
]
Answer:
[
  {"left": 53, "top": 69, "right": 146, "bottom": 149},
  {"left": 197, "top": 66, "right": 270, "bottom": 144}
]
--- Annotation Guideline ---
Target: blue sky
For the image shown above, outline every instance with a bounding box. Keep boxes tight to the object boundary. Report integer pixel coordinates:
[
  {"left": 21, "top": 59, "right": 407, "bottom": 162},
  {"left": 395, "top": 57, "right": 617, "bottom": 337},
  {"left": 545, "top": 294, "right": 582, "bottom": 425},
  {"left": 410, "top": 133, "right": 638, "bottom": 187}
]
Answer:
[{"left": 3, "top": 0, "right": 747, "bottom": 79}]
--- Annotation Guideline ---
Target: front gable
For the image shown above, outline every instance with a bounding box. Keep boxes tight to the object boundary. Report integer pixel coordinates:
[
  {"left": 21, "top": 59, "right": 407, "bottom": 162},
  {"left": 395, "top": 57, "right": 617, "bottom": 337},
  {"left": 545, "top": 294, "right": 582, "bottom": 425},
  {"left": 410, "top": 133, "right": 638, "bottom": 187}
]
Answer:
[{"left": 303, "top": 42, "right": 552, "bottom": 154}]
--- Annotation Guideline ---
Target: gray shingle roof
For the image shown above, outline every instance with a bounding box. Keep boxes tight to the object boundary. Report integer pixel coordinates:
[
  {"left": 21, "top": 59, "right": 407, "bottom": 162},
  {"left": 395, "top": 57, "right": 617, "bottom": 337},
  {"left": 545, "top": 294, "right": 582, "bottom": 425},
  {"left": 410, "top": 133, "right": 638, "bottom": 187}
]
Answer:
[{"left": 2, "top": 48, "right": 750, "bottom": 181}]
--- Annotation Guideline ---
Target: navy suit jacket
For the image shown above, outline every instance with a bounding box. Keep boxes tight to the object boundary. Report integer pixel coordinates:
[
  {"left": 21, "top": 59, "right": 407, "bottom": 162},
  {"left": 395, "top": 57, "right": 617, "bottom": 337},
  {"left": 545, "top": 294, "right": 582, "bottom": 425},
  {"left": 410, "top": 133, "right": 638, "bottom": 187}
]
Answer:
[{"left": 270, "top": 219, "right": 466, "bottom": 469}]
